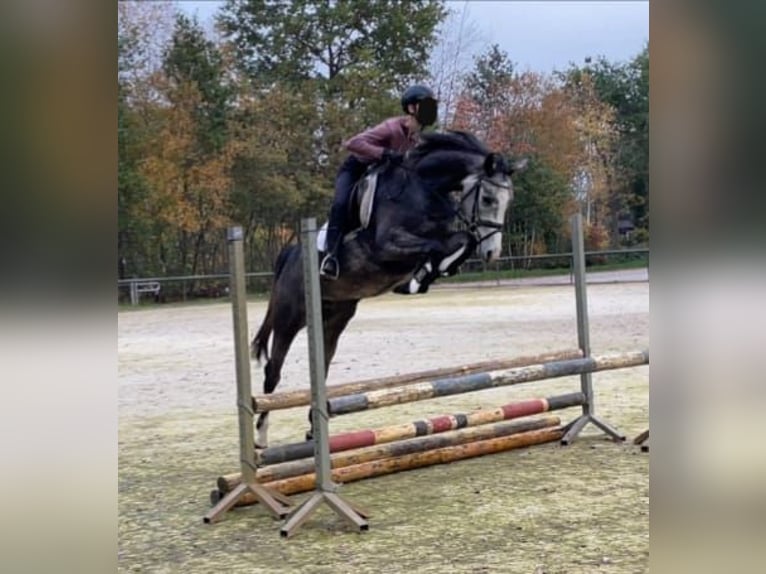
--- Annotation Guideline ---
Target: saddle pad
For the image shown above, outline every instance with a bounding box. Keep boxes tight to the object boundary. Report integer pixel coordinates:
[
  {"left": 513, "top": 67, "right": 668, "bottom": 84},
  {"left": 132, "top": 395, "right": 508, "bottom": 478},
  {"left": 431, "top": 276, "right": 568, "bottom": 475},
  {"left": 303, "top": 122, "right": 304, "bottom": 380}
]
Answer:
[
  {"left": 317, "top": 222, "right": 328, "bottom": 252},
  {"left": 316, "top": 172, "right": 378, "bottom": 252},
  {"left": 316, "top": 222, "right": 359, "bottom": 252},
  {"left": 358, "top": 171, "right": 378, "bottom": 228}
]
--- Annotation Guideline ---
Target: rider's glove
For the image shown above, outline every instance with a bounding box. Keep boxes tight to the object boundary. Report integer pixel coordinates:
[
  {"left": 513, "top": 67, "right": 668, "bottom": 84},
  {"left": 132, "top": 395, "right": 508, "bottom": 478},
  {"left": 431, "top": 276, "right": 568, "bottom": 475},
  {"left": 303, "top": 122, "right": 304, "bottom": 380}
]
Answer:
[{"left": 382, "top": 148, "right": 405, "bottom": 165}]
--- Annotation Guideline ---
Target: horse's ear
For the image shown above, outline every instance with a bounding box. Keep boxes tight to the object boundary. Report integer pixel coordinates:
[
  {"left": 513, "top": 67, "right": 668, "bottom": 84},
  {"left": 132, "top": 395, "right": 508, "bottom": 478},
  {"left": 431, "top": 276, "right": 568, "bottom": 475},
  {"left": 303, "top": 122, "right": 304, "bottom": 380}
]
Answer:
[{"left": 483, "top": 153, "right": 500, "bottom": 176}]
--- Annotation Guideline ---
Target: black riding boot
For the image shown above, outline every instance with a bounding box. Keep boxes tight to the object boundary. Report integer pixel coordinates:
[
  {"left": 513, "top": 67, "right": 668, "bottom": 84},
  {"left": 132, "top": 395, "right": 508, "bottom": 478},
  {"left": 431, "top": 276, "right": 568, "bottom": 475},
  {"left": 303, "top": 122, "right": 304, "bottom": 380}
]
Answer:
[
  {"left": 321, "top": 155, "right": 366, "bottom": 280},
  {"left": 320, "top": 226, "right": 342, "bottom": 279}
]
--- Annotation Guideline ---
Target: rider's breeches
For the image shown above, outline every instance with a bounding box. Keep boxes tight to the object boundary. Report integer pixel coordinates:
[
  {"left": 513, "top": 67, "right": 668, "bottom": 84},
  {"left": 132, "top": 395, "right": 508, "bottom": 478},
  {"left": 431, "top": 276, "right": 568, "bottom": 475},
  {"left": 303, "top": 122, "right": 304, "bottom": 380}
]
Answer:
[{"left": 327, "top": 156, "right": 368, "bottom": 251}]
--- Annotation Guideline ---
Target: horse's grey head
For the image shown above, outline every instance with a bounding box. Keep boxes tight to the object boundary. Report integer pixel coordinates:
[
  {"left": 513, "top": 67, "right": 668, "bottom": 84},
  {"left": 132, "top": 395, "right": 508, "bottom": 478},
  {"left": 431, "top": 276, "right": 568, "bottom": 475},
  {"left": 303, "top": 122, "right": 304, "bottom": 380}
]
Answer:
[{"left": 458, "top": 153, "right": 528, "bottom": 262}]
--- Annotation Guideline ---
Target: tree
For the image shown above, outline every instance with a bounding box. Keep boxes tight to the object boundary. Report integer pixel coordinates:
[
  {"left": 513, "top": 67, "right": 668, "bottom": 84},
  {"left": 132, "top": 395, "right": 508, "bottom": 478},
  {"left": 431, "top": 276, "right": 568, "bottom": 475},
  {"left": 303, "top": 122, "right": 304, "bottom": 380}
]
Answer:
[
  {"left": 118, "top": 1, "right": 176, "bottom": 103},
  {"left": 138, "top": 81, "right": 235, "bottom": 277},
  {"left": 217, "top": 0, "right": 446, "bottom": 92},
  {"left": 118, "top": 2, "right": 177, "bottom": 278},
  {"left": 117, "top": 1, "right": 593, "bottom": 286},
  {"left": 453, "top": 59, "right": 580, "bottom": 258},
  {"left": 452, "top": 44, "right": 625, "bottom": 257},
  {"left": 428, "top": 4, "right": 483, "bottom": 126},
  {"left": 452, "top": 44, "right": 516, "bottom": 144},
  {"left": 130, "top": 14, "right": 237, "bottom": 279},
  {"left": 463, "top": 44, "right": 514, "bottom": 108},
  {"left": 226, "top": 81, "right": 326, "bottom": 269},
  {"left": 564, "top": 71, "right": 621, "bottom": 239},
  {"left": 560, "top": 46, "right": 649, "bottom": 242},
  {"left": 163, "top": 13, "right": 233, "bottom": 154},
  {"left": 118, "top": 75, "right": 149, "bottom": 278},
  {"left": 214, "top": 0, "right": 449, "bottom": 269}
]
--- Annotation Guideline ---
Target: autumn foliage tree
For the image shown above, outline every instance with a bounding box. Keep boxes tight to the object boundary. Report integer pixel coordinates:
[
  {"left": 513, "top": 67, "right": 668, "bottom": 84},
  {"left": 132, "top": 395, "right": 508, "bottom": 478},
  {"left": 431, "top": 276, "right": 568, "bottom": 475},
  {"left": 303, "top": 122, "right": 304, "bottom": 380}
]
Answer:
[
  {"left": 117, "top": 2, "right": 648, "bottom": 296},
  {"left": 560, "top": 48, "right": 649, "bottom": 243},
  {"left": 138, "top": 81, "right": 235, "bottom": 275},
  {"left": 564, "top": 71, "right": 621, "bottom": 245},
  {"left": 118, "top": 1, "right": 177, "bottom": 278},
  {"left": 453, "top": 63, "right": 578, "bottom": 256},
  {"left": 126, "top": 13, "right": 236, "bottom": 279},
  {"left": 452, "top": 44, "right": 630, "bottom": 258}
]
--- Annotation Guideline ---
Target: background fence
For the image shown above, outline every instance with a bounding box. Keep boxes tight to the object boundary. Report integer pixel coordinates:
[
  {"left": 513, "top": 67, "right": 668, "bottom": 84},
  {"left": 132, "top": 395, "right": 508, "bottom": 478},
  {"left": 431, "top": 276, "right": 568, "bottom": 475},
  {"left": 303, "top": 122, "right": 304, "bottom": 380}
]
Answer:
[{"left": 117, "top": 248, "right": 649, "bottom": 306}]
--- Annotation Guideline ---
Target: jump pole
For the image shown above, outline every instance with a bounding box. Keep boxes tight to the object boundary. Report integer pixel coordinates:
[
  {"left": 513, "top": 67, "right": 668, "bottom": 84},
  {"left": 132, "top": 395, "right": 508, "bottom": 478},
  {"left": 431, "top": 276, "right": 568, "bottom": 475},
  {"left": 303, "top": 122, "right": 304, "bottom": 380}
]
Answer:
[
  {"left": 203, "top": 227, "right": 293, "bottom": 524},
  {"left": 255, "top": 391, "right": 585, "bottom": 466},
  {"left": 326, "top": 351, "right": 648, "bottom": 416},
  {"left": 217, "top": 424, "right": 565, "bottom": 508},
  {"left": 279, "top": 218, "right": 369, "bottom": 538},
  {"left": 218, "top": 414, "right": 563, "bottom": 494},
  {"left": 561, "top": 212, "right": 625, "bottom": 444},
  {"left": 252, "top": 348, "right": 583, "bottom": 413}
]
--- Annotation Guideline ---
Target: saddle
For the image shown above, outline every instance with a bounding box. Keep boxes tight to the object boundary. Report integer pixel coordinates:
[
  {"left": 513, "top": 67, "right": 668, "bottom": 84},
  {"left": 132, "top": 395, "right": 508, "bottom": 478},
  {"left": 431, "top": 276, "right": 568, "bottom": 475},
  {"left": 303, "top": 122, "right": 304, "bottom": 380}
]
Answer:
[{"left": 317, "top": 168, "right": 381, "bottom": 251}]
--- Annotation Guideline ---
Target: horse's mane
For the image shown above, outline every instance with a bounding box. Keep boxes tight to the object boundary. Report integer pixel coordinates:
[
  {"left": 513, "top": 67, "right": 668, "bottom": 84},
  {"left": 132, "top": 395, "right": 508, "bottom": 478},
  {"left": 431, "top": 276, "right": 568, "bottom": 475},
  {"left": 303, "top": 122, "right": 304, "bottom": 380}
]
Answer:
[{"left": 408, "top": 130, "right": 489, "bottom": 165}]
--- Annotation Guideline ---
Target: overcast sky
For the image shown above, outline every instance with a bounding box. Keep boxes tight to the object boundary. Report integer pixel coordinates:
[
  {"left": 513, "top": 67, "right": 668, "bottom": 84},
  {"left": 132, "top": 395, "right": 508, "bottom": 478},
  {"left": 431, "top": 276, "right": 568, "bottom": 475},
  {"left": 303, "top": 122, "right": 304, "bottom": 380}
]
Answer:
[{"left": 178, "top": 1, "right": 648, "bottom": 74}]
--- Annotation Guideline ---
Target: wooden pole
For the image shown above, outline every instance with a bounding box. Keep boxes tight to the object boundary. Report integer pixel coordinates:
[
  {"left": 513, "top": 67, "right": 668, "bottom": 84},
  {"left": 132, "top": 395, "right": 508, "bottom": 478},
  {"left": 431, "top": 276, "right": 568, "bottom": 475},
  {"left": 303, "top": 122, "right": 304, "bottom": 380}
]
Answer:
[
  {"left": 254, "top": 392, "right": 584, "bottom": 466},
  {"left": 634, "top": 429, "right": 649, "bottom": 452},
  {"left": 252, "top": 349, "right": 583, "bottom": 412},
  {"left": 202, "top": 227, "right": 293, "bottom": 524},
  {"left": 328, "top": 351, "right": 648, "bottom": 416},
  {"left": 218, "top": 414, "right": 562, "bottom": 493},
  {"left": 222, "top": 426, "right": 564, "bottom": 508}
]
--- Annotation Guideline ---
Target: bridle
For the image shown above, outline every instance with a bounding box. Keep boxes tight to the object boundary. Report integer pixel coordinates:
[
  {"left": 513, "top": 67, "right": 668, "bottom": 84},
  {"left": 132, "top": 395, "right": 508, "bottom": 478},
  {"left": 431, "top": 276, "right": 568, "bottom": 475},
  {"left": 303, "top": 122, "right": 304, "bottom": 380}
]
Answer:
[
  {"left": 398, "top": 150, "right": 511, "bottom": 245},
  {"left": 455, "top": 176, "right": 511, "bottom": 245}
]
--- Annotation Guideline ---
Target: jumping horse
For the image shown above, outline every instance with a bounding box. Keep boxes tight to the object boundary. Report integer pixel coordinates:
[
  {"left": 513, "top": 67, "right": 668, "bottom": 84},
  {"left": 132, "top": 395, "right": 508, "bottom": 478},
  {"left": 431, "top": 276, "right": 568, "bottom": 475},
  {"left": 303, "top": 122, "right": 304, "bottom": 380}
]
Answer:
[{"left": 251, "top": 130, "right": 527, "bottom": 446}]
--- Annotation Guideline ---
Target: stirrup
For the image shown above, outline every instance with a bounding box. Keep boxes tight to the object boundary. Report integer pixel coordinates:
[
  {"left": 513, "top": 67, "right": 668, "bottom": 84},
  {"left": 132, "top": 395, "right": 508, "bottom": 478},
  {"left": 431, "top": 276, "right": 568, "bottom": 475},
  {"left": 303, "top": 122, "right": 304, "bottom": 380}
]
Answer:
[{"left": 320, "top": 253, "right": 340, "bottom": 280}]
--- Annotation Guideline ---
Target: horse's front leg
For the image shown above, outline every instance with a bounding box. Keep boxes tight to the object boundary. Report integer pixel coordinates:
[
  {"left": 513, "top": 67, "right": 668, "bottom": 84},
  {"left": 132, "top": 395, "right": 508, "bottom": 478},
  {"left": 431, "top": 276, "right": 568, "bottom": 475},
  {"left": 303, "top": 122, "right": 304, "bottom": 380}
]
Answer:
[
  {"left": 304, "top": 300, "right": 359, "bottom": 442},
  {"left": 376, "top": 228, "right": 444, "bottom": 294},
  {"left": 437, "top": 231, "right": 476, "bottom": 276},
  {"left": 393, "top": 232, "right": 476, "bottom": 295},
  {"left": 376, "top": 227, "right": 446, "bottom": 265}
]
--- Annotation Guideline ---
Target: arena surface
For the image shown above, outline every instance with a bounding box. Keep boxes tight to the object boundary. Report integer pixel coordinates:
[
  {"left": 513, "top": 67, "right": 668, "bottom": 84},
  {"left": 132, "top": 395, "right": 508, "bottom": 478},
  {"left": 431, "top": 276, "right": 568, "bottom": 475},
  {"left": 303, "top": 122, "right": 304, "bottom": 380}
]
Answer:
[{"left": 119, "top": 272, "right": 649, "bottom": 573}]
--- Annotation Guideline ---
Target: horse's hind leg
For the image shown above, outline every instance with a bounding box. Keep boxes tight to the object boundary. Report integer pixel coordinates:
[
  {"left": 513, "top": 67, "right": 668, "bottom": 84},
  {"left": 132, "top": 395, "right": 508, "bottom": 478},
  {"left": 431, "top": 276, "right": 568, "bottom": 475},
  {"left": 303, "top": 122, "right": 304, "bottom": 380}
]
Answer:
[
  {"left": 255, "top": 315, "right": 304, "bottom": 448},
  {"left": 305, "top": 300, "right": 359, "bottom": 441}
]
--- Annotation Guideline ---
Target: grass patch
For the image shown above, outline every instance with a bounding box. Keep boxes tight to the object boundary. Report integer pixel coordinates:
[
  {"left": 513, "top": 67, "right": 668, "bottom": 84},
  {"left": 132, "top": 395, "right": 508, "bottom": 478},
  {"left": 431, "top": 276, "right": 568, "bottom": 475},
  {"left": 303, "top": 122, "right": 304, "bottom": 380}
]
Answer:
[{"left": 443, "top": 259, "right": 647, "bottom": 284}]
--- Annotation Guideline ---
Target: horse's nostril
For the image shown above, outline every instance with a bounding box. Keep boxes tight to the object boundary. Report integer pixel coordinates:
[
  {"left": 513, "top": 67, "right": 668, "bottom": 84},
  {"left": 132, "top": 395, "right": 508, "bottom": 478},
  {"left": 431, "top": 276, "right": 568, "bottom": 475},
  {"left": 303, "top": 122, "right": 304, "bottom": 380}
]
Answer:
[{"left": 485, "top": 250, "right": 493, "bottom": 261}]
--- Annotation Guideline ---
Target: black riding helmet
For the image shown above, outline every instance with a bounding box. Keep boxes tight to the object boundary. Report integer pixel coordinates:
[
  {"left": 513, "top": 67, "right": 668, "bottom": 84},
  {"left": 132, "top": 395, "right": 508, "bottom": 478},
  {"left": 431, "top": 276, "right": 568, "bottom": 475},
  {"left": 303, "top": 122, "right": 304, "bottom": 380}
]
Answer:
[
  {"left": 401, "top": 85, "right": 438, "bottom": 126},
  {"left": 401, "top": 85, "right": 436, "bottom": 112}
]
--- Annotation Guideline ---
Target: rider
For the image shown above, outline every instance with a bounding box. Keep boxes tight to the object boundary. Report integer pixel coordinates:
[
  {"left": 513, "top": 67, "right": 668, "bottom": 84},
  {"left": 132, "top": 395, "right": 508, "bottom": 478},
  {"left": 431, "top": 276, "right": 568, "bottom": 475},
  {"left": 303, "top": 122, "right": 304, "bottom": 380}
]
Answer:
[{"left": 319, "top": 84, "right": 439, "bottom": 279}]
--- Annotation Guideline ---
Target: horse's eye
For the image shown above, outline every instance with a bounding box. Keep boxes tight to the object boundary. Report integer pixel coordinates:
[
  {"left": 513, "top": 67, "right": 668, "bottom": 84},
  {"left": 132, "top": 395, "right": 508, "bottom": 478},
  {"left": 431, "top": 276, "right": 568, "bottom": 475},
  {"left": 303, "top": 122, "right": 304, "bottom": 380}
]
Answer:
[{"left": 482, "top": 196, "right": 495, "bottom": 207}]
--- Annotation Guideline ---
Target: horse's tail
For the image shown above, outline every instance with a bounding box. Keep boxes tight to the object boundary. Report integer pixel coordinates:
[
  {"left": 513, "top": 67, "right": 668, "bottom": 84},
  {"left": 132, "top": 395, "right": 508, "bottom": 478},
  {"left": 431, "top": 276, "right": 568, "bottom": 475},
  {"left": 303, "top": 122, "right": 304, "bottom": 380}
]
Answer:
[
  {"left": 252, "top": 305, "right": 273, "bottom": 363},
  {"left": 251, "top": 246, "right": 292, "bottom": 363}
]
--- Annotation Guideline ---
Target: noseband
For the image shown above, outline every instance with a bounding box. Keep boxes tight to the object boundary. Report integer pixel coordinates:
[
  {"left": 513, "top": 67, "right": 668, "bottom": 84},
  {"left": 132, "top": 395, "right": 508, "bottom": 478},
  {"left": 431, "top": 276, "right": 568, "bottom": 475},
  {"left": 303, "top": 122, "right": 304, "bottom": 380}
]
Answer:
[{"left": 456, "top": 176, "right": 510, "bottom": 244}]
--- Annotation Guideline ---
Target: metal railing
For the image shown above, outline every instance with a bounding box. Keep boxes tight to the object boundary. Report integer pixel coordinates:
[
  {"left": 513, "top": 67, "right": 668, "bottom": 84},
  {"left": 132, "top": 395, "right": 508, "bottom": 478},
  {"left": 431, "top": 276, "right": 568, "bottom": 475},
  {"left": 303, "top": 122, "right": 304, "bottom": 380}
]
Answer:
[
  {"left": 117, "top": 271, "right": 274, "bottom": 305},
  {"left": 117, "top": 248, "right": 648, "bottom": 305}
]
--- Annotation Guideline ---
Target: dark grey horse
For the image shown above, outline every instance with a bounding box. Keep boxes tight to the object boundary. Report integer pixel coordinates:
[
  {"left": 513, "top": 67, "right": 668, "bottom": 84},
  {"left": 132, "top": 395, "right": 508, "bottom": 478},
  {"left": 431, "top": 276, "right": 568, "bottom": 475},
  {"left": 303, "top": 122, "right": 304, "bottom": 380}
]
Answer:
[{"left": 251, "top": 130, "right": 527, "bottom": 447}]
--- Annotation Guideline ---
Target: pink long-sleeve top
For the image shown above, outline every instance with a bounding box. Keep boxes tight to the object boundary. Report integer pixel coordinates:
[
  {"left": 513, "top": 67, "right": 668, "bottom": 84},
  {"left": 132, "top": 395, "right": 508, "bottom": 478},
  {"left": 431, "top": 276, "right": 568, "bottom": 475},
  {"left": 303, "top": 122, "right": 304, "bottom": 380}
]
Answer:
[{"left": 343, "top": 116, "right": 419, "bottom": 162}]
